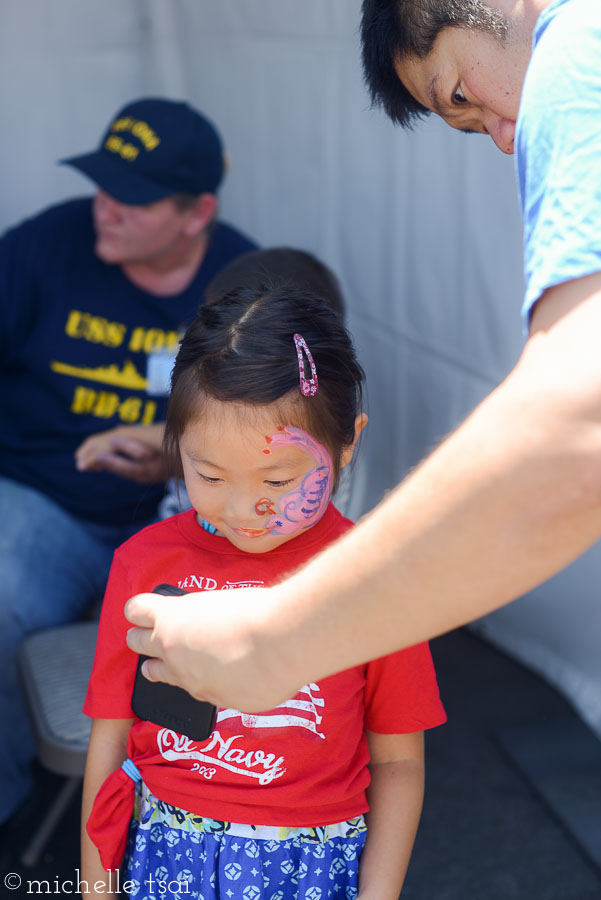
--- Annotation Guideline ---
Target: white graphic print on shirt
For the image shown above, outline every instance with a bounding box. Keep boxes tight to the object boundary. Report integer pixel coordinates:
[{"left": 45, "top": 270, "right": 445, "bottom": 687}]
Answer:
[
  {"left": 156, "top": 683, "right": 325, "bottom": 785},
  {"left": 177, "top": 574, "right": 265, "bottom": 591},
  {"left": 217, "top": 683, "right": 325, "bottom": 738},
  {"left": 157, "top": 728, "right": 286, "bottom": 784}
]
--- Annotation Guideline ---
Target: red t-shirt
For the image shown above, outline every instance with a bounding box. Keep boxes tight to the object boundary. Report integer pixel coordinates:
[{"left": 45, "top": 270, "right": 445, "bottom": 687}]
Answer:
[{"left": 85, "top": 504, "right": 446, "bottom": 826}]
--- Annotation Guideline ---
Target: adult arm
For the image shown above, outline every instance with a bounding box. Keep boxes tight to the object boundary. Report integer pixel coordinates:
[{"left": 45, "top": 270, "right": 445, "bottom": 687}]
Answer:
[
  {"left": 357, "top": 731, "right": 424, "bottom": 899},
  {"left": 81, "top": 717, "right": 132, "bottom": 896},
  {"left": 75, "top": 423, "right": 168, "bottom": 484},
  {"left": 126, "top": 272, "right": 601, "bottom": 710}
]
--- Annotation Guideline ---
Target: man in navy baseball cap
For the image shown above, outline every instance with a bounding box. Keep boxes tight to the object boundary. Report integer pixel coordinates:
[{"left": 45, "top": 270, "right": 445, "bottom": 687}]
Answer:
[{"left": 61, "top": 97, "right": 226, "bottom": 204}]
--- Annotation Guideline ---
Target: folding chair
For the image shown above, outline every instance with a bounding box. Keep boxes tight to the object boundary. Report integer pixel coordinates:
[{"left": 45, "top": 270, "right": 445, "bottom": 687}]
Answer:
[{"left": 17, "top": 620, "right": 98, "bottom": 866}]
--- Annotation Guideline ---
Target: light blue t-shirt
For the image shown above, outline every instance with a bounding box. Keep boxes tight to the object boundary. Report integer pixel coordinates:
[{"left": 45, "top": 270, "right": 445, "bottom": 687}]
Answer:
[{"left": 517, "top": 0, "right": 601, "bottom": 331}]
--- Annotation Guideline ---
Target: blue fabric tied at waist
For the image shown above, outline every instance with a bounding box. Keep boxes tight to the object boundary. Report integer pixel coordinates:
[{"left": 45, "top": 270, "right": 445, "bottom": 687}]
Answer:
[{"left": 121, "top": 758, "right": 142, "bottom": 783}]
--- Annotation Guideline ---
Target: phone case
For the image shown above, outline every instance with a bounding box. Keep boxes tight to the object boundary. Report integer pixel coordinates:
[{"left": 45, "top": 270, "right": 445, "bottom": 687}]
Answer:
[{"left": 130, "top": 583, "right": 217, "bottom": 742}]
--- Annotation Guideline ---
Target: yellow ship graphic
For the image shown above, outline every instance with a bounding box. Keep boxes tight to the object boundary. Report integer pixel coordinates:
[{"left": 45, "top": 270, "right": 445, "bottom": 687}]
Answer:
[{"left": 50, "top": 358, "right": 147, "bottom": 390}]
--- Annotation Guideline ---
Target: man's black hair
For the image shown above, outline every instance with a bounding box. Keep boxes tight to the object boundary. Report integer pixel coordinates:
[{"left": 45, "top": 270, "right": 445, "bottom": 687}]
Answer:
[{"left": 361, "top": 0, "right": 508, "bottom": 127}]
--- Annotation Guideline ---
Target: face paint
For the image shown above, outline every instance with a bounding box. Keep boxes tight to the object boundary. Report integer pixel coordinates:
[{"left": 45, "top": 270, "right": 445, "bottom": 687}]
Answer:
[
  {"left": 255, "top": 497, "right": 277, "bottom": 516},
  {"left": 180, "top": 403, "right": 336, "bottom": 553},
  {"left": 263, "top": 426, "right": 333, "bottom": 536}
]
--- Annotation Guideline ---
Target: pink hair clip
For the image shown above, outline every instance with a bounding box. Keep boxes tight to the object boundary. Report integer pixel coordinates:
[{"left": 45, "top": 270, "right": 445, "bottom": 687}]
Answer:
[{"left": 293, "top": 333, "right": 318, "bottom": 397}]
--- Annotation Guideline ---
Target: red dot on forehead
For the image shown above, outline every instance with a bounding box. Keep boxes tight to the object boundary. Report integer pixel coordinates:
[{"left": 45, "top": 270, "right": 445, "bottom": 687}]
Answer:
[{"left": 262, "top": 448, "right": 271, "bottom": 455}]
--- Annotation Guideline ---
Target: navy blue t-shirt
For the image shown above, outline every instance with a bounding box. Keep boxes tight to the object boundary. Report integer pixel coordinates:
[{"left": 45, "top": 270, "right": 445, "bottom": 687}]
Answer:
[{"left": 0, "top": 197, "right": 257, "bottom": 525}]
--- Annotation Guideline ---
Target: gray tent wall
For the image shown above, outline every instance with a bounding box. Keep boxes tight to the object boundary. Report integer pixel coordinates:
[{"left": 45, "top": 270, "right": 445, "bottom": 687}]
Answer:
[{"left": 2, "top": 0, "right": 600, "bottom": 737}]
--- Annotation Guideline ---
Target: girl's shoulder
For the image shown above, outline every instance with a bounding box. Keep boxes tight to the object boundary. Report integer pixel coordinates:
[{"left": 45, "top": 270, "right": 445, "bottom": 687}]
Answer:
[{"left": 113, "top": 509, "right": 193, "bottom": 557}]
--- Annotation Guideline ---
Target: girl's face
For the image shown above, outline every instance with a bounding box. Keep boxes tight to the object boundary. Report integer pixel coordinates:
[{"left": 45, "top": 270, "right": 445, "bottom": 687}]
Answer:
[{"left": 179, "top": 398, "right": 336, "bottom": 553}]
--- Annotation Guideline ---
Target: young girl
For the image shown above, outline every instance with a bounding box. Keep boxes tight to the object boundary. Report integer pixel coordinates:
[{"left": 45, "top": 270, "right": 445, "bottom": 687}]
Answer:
[{"left": 81, "top": 286, "right": 446, "bottom": 899}]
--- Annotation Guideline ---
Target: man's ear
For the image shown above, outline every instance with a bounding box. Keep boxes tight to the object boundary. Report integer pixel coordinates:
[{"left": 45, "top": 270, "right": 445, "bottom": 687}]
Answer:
[
  {"left": 183, "top": 193, "right": 218, "bottom": 237},
  {"left": 339, "top": 412, "right": 368, "bottom": 468}
]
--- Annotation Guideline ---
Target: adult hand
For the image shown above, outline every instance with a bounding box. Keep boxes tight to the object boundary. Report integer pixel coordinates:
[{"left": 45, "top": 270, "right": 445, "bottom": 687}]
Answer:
[
  {"left": 125, "top": 587, "right": 304, "bottom": 711},
  {"left": 75, "top": 424, "right": 168, "bottom": 484}
]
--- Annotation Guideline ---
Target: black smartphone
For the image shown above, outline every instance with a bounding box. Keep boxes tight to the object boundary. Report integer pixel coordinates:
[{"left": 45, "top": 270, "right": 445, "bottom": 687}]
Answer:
[{"left": 131, "top": 583, "right": 217, "bottom": 742}]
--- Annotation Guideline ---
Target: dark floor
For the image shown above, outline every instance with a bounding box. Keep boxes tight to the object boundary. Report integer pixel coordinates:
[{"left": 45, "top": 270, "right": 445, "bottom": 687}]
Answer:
[
  {"left": 408, "top": 631, "right": 601, "bottom": 900},
  {"left": 1, "top": 628, "right": 601, "bottom": 899}
]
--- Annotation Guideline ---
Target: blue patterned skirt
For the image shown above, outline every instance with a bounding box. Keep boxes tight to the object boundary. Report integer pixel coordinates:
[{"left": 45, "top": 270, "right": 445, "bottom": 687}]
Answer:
[{"left": 122, "top": 782, "right": 367, "bottom": 900}]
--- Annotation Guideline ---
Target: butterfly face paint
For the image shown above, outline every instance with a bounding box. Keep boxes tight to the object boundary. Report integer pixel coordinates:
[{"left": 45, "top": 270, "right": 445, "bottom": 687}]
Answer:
[
  {"left": 179, "top": 401, "right": 335, "bottom": 554},
  {"left": 260, "top": 425, "right": 333, "bottom": 536}
]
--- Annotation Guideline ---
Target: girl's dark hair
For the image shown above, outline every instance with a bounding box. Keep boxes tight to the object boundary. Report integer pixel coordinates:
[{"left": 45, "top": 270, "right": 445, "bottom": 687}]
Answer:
[
  {"left": 165, "top": 285, "right": 365, "bottom": 489},
  {"left": 205, "top": 247, "right": 346, "bottom": 320}
]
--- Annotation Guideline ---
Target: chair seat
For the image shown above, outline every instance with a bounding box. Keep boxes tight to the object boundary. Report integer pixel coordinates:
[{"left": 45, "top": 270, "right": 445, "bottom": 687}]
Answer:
[{"left": 18, "top": 621, "right": 98, "bottom": 777}]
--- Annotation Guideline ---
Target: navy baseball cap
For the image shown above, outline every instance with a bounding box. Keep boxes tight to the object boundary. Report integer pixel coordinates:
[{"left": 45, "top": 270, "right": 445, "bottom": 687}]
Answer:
[{"left": 60, "top": 97, "right": 225, "bottom": 205}]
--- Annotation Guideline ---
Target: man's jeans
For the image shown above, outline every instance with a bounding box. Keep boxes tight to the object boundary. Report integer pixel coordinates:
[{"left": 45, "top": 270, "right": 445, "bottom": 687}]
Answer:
[{"left": 0, "top": 477, "right": 148, "bottom": 823}]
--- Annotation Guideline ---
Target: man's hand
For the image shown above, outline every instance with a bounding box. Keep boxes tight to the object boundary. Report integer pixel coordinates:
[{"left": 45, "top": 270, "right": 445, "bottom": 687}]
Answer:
[
  {"left": 124, "top": 588, "right": 304, "bottom": 712},
  {"left": 75, "top": 424, "right": 168, "bottom": 484}
]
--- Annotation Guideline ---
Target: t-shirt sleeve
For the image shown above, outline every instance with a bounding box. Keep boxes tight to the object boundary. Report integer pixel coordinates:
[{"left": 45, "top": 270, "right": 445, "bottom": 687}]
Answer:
[
  {"left": 83, "top": 550, "right": 139, "bottom": 719},
  {"left": 518, "top": 6, "right": 601, "bottom": 329},
  {"left": 363, "top": 642, "right": 446, "bottom": 734}
]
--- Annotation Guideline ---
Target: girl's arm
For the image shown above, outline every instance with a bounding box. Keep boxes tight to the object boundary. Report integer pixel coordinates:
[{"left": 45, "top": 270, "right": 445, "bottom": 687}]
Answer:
[
  {"left": 357, "top": 730, "right": 425, "bottom": 899},
  {"left": 81, "top": 717, "right": 133, "bottom": 897}
]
